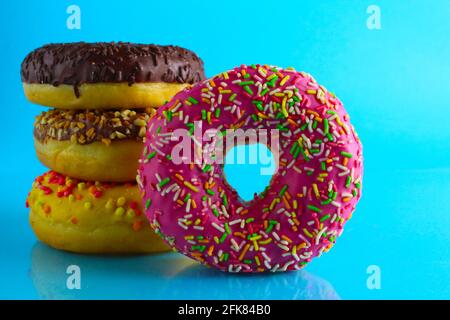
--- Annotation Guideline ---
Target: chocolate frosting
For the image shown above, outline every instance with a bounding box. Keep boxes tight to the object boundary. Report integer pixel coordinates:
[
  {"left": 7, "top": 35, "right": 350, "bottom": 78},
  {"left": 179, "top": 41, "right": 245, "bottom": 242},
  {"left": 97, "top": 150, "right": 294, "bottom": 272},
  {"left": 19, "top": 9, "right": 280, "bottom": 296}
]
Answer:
[{"left": 21, "top": 42, "right": 206, "bottom": 87}]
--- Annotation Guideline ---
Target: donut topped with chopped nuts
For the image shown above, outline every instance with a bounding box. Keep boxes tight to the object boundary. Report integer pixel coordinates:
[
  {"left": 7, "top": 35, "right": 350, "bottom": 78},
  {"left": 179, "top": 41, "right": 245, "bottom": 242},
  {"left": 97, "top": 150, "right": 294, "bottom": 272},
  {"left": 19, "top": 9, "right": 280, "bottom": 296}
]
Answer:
[{"left": 34, "top": 108, "right": 154, "bottom": 145}]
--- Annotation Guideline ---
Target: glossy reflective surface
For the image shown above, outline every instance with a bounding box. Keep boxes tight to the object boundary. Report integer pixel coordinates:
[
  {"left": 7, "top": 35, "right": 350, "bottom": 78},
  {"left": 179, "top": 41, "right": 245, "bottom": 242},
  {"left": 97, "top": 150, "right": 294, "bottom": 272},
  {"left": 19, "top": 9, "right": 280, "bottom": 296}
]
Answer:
[
  {"left": 29, "top": 243, "right": 339, "bottom": 300},
  {"left": 1, "top": 168, "right": 449, "bottom": 299}
]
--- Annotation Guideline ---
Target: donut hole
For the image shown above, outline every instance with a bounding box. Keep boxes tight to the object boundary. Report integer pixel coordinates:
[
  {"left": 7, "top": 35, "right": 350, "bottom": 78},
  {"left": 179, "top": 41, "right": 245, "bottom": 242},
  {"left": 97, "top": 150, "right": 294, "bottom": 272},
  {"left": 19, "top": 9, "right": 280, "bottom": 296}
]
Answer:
[{"left": 223, "top": 143, "right": 276, "bottom": 202}]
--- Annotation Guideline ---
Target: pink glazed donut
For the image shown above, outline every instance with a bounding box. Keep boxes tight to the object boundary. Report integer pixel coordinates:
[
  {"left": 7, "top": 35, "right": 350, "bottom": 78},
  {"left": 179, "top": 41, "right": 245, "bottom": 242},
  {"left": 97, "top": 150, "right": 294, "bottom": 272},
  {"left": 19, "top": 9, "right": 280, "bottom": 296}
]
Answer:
[{"left": 138, "top": 65, "right": 363, "bottom": 272}]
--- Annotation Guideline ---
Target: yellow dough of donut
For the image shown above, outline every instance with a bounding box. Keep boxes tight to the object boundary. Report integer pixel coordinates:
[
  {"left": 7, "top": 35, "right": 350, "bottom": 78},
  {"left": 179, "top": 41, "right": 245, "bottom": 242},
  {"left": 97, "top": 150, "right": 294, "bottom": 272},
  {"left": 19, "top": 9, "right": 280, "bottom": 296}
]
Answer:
[
  {"left": 27, "top": 171, "right": 169, "bottom": 254},
  {"left": 23, "top": 82, "right": 190, "bottom": 109},
  {"left": 35, "top": 138, "right": 143, "bottom": 182}
]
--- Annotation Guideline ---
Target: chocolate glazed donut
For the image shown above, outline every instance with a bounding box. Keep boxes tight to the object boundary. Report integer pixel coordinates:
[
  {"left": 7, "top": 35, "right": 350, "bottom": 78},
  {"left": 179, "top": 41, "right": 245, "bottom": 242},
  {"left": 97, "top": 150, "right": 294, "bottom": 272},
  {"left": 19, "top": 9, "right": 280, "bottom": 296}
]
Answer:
[{"left": 21, "top": 42, "right": 206, "bottom": 109}]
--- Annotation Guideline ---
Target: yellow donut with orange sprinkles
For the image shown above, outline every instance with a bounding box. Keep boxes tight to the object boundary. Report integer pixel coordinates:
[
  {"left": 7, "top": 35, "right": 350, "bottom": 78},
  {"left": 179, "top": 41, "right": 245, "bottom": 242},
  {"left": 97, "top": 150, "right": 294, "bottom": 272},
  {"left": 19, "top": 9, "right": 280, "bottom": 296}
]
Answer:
[{"left": 26, "top": 171, "right": 169, "bottom": 254}]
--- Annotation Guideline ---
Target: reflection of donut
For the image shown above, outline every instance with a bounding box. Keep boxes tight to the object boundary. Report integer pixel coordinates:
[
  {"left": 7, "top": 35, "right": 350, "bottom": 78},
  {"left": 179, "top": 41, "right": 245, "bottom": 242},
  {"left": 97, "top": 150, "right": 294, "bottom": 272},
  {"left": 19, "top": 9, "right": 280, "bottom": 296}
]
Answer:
[
  {"left": 21, "top": 42, "right": 206, "bottom": 109},
  {"left": 30, "top": 243, "right": 338, "bottom": 300},
  {"left": 30, "top": 244, "right": 191, "bottom": 299},
  {"left": 27, "top": 171, "right": 169, "bottom": 253},
  {"left": 167, "top": 264, "right": 339, "bottom": 300},
  {"left": 34, "top": 109, "right": 152, "bottom": 182},
  {"left": 138, "top": 65, "right": 363, "bottom": 272}
]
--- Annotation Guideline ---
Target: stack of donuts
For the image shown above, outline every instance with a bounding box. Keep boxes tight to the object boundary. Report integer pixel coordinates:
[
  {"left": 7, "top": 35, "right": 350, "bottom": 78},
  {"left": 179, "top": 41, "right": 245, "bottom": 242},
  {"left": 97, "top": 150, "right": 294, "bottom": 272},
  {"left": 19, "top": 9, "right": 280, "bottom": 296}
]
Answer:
[{"left": 22, "top": 42, "right": 205, "bottom": 253}]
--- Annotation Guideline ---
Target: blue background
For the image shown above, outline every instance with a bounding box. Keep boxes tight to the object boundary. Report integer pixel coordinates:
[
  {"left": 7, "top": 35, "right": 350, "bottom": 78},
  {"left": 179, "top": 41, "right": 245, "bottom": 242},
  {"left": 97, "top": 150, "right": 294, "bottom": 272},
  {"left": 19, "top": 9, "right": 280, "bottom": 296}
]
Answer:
[{"left": 0, "top": 0, "right": 449, "bottom": 299}]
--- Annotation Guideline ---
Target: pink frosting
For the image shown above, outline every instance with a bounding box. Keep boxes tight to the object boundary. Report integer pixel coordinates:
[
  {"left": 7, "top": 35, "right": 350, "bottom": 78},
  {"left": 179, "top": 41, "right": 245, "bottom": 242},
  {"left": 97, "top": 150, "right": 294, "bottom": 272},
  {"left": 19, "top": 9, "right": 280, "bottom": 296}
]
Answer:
[{"left": 138, "top": 65, "right": 363, "bottom": 272}]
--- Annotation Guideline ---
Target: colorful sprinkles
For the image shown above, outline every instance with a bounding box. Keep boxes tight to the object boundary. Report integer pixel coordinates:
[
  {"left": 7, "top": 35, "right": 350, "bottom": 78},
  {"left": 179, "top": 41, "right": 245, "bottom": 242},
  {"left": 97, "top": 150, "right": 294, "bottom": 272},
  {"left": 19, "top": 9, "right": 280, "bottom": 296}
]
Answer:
[
  {"left": 138, "top": 65, "right": 363, "bottom": 273},
  {"left": 26, "top": 171, "right": 148, "bottom": 232}
]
